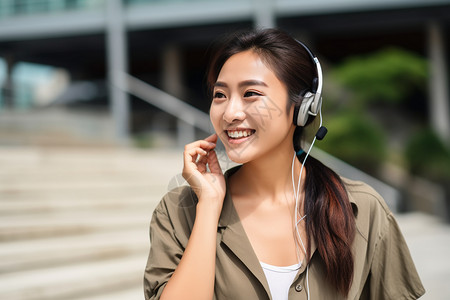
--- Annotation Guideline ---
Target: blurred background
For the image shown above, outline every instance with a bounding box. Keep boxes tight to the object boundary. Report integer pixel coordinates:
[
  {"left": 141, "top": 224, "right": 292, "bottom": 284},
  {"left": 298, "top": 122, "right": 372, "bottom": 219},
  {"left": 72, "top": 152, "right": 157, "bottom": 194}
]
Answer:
[{"left": 0, "top": 0, "right": 449, "bottom": 299}]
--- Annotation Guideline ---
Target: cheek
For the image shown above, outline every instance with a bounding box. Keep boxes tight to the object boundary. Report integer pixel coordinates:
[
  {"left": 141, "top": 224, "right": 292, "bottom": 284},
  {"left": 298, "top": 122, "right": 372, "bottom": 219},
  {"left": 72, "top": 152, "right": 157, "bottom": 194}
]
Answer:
[
  {"left": 210, "top": 106, "right": 231, "bottom": 148},
  {"left": 246, "top": 97, "right": 291, "bottom": 129},
  {"left": 287, "top": 103, "right": 295, "bottom": 122},
  {"left": 209, "top": 104, "right": 223, "bottom": 131}
]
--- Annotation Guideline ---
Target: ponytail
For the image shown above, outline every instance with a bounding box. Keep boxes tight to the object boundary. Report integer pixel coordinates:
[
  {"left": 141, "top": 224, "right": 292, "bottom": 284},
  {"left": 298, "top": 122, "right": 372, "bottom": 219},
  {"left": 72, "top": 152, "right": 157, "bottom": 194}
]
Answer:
[{"left": 294, "top": 127, "right": 356, "bottom": 296}]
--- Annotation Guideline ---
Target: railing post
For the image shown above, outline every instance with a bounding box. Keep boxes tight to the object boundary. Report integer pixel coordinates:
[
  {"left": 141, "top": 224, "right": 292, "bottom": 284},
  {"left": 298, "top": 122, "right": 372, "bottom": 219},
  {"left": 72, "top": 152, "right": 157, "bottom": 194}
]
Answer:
[
  {"left": 253, "top": 0, "right": 275, "bottom": 29},
  {"left": 428, "top": 21, "right": 450, "bottom": 143},
  {"left": 106, "top": 0, "right": 130, "bottom": 144}
]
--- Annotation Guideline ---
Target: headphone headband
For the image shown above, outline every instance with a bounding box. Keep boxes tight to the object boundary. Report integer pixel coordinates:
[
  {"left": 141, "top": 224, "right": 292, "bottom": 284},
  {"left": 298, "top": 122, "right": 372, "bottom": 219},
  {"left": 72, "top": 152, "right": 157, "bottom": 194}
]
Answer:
[{"left": 293, "top": 40, "right": 323, "bottom": 127}]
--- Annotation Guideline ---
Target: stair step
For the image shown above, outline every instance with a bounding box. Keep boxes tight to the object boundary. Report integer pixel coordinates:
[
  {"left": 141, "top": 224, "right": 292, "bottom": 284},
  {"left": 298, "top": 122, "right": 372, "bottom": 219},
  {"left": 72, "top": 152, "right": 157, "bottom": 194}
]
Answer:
[
  {"left": 0, "top": 147, "right": 182, "bottom": 168},
  {"left": 0, "top": 227, "right": 149, "bottom": 273},
  {"left": 0, "top": 209, "right": 152, "bottom": 241},
  {"left": 0, "top": 197, "right": 157, "bottom": 215},
  {"left": 0, "top": 175, "right": 167, "bottom": 192},
  {"left": 0, "top": 186, "right": 163, "bottom": 202},
  {"left": 76, "top": 287, "right": 144, "bottom": 300},
  {"left": 0, "top": 253, "right": 146, "bottom": 300}
]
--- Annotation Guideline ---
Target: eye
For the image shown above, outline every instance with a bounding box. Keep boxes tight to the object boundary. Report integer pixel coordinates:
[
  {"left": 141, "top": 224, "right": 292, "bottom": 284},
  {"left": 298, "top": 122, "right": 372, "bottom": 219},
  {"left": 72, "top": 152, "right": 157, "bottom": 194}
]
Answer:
[
  {"left": 213, "top": 91, "right": 226, "bottom": 99},
  {"left": 244, "top": 91, "right": 262, "bottom": 98}
]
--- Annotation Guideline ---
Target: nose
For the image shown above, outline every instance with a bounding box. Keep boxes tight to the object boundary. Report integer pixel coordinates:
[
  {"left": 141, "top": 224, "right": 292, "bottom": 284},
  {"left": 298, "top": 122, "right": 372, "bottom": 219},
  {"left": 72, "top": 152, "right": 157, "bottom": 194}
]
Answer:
[{"left": 223, "top": 97, "right": 246, "bottom": 123}]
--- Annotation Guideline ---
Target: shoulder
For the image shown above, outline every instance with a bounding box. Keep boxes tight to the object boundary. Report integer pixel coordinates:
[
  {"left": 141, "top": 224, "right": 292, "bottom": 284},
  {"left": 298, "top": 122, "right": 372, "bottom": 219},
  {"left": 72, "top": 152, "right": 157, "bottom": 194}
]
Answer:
[
  {"left": 154, "top": 185, "right": 198, "bottom": 215},
  {"left": 341, "top": 177, "right": 391, "bottom": 215},
  {"left": 341, "top": 177, "right": 392, "bottom": 241},
  {"left": 342, "top": 178, "right": 426, "bottom": 299},
  {"left": 151, "top": 185, "right": 198, "bottom": 246}
]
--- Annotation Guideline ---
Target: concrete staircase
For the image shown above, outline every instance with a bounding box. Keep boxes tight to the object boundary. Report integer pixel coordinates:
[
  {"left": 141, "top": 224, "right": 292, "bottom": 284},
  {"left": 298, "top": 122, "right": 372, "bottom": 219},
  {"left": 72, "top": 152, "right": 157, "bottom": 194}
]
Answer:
[
  {"left": 0, "top": 108, "right": 116, "bottom": 147},
  {"left": 0, "top": 146, "right": 183, "bottom": 300}
]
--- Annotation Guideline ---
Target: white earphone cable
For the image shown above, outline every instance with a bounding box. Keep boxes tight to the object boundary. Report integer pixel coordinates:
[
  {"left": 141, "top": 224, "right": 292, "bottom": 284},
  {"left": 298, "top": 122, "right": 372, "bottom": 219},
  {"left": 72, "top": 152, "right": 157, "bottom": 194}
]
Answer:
[{"left": 291, "top": 108, "right": 323, "bottom": 300}]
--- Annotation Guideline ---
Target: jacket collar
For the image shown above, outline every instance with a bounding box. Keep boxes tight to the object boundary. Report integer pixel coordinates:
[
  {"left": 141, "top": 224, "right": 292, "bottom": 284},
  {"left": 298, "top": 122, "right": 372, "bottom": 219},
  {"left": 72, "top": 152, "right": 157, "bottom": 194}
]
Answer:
[
  {"left": 217, "top": 166, "right": 239, "bottom": 228},
  {"left": 217, "top": 166, "right": 272, "bottom": 298}
]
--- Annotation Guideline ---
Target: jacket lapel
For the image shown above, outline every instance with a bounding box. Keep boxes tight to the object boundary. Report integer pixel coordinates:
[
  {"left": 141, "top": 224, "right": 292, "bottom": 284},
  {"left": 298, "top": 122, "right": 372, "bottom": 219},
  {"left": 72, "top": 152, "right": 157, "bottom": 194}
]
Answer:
[{"left": 218, "top": 167, "right": 272, "bottom": 299}]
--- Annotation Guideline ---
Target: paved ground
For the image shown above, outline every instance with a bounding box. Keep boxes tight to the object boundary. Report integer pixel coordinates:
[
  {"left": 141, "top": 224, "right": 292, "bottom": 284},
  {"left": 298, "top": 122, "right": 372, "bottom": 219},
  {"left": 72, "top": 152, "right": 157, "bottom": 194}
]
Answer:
[{"left": 0, "top": 146, "right": 448, "bottom": 299}]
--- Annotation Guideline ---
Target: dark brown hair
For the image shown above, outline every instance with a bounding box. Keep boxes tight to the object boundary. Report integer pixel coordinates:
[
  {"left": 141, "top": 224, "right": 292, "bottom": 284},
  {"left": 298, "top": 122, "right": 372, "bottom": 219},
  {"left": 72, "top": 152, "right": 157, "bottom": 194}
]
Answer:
[{"left": 206, "top": 28, "right": 356, "bottom": 296}]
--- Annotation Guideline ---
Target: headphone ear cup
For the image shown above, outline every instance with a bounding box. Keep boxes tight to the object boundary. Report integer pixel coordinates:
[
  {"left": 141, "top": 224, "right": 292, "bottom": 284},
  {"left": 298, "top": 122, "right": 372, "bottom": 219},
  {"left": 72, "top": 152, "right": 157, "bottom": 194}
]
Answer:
[
  {"left": 295, "top": 92, "right": 315, "bottom": 126},
  {"left": 310, "top": 94, "right": 322, "bottom": 116}
]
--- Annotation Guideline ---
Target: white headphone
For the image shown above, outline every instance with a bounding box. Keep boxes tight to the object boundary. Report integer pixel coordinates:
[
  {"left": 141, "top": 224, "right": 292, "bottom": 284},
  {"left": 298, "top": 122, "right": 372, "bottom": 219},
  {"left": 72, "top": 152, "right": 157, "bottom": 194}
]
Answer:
[{"left": 293, "top": 40, "right": 323, "bottom": 127}]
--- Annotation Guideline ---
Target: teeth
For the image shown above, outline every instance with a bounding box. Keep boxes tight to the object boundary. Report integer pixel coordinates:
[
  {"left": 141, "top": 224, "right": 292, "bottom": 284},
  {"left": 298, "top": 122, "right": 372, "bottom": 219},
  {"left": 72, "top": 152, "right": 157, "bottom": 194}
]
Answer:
[{"left": 227, "top": 130, "right": 254, "bottom": 139}]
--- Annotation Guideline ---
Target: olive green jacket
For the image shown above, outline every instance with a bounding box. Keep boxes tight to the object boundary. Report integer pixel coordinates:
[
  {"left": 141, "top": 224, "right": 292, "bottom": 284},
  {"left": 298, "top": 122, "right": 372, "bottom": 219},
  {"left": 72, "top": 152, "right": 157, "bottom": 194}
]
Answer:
[{"left": 144, "top": 167, "right": 425, "bottom": 299}]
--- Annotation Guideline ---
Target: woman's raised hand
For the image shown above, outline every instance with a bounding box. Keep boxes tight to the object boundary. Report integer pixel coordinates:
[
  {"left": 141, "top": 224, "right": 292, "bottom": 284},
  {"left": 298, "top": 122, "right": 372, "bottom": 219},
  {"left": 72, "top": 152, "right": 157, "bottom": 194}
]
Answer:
[
  {"left": 182, "top": 134, "right": 226, "bottom": 213},
  {"left": 160, "top": 134, "right": 225, "bottom": 299}
]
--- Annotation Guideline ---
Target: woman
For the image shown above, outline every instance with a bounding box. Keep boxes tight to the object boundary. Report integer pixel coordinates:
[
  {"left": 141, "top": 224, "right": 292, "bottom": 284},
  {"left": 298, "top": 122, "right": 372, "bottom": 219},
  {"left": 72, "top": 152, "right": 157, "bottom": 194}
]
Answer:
[{"left": 144, "top": 28, "right": 425, "bottom": 300}]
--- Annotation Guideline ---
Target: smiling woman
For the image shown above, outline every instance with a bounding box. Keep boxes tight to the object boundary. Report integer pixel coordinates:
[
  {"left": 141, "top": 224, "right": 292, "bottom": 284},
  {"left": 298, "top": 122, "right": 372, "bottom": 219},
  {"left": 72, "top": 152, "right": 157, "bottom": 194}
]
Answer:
[{"left": 144, "top": 28, "right": 425, "bottom": 300}]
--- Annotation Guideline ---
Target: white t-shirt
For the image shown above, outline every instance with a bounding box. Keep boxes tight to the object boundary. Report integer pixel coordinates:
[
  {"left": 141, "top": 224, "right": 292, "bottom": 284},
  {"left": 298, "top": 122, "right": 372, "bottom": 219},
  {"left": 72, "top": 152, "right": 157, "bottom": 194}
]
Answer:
[{"left": 260, "top": 261, "right": 301, "bottom": 300}]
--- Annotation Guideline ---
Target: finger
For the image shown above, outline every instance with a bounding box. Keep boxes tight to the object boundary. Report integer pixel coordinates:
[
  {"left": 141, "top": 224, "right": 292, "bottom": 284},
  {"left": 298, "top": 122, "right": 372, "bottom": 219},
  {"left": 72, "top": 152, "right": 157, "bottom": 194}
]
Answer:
[
  {"left": 197, "top": 154, "right": 208, "bottom": 173},
  {"left": 185, "top": 146, "right": 207, "bottom": 157},
  {"left": 184, "top": 147, "right": 208, "bottom": 167},
  {"left": 207, "top": 150, "right": 223, "bottom": 175},
  {"left": 196, "top": 150, "right": 209, "bottom": 164},
  {"left": 185, "top": 139, "right": 216, "bottom": 153}
]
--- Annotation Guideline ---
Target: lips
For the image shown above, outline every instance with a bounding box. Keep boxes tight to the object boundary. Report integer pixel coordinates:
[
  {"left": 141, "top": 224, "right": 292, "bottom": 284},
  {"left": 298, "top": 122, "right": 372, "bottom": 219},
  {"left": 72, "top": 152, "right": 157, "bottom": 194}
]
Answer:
[{"left": 226, "top": 129, "right": 255, "bottom": 139}]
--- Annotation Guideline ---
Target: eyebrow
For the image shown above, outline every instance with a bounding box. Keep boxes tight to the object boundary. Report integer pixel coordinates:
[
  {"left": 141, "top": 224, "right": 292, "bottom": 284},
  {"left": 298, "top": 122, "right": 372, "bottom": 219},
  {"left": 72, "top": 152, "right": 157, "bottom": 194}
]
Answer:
[{"left": 214, "top": 80, "right": 268, "bottom": 88}]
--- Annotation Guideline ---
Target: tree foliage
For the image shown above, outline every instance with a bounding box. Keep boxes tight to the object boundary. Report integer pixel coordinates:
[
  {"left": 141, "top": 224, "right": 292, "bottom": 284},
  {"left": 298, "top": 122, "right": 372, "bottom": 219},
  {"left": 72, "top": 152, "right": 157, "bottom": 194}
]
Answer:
[
  {"left": 319, "top": 112, "right": 387, "bottom": 174},
  {"left": 320, "top": 47, "right": 429, "bottom": 174},
  {"left": 331, "top": 48, "right": 427, "bottom": 106},
  {"left": 405, "top": 128, "right": 450, "bottom": 181}
]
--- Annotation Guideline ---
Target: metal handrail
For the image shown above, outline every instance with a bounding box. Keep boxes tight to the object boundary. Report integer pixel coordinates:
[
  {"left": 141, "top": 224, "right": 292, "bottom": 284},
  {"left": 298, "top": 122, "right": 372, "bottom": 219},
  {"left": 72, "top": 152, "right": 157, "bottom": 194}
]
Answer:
[{"left": 114, "top": 72, "right": 211, "bottom": 132}]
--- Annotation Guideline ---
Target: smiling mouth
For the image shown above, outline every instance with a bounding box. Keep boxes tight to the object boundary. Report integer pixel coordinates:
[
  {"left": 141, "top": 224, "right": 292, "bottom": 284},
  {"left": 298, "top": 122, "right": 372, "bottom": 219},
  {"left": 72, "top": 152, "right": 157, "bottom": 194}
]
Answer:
[{"left": 225, "top": 129, "right": 256, "bottom": 139}]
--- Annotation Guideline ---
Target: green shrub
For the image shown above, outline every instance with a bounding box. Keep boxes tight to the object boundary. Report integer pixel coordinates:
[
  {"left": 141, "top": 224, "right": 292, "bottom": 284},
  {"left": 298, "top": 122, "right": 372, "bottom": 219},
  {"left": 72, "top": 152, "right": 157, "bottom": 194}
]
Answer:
[
  {"left": 405, "top": 128, "right": 450, "bottom": 181},
  {"left": 133, "top": 133, "right": 154, "bottom": 148},
  {"left": 318, "top": 112, "right": 387, "bottom": 173},
  {"left": 332, "top": 48, "right": 427, "bottom": 107}
]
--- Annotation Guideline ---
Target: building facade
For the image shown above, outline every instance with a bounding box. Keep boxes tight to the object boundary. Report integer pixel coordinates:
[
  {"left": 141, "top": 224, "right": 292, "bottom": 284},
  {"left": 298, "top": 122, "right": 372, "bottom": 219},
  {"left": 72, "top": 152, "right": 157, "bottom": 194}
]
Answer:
[{"left": 0, "top": 0, "right": 449, "bottom": 142}]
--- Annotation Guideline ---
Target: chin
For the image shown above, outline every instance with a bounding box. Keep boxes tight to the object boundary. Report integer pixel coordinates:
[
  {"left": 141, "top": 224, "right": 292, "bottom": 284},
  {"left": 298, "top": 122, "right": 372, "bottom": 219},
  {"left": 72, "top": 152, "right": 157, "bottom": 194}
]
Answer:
[
  {"left": 227, "top": 154, "right": 248, "bottom": 164},
  {"left": 224, "top": 146, "right": 255, "bottom": 164}
]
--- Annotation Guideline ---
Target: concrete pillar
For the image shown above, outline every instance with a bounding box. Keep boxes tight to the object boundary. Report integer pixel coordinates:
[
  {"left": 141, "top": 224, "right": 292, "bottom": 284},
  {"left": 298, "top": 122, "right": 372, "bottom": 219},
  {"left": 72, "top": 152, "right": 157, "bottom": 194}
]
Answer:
[
  {"left": 428, "top": 22, "right": 450, "bottom": 143},
  {"left": 161, "top": 44, "right": 195, "bottom": 147},
  {"left": 106, "top": 0, "right": 130, "bottom": 143},
  {"left": 162, "top": 45, "right": 184, "bottom": 99},
  {"left": 253, "top": 0, "right": 275, "bottom": 29}
]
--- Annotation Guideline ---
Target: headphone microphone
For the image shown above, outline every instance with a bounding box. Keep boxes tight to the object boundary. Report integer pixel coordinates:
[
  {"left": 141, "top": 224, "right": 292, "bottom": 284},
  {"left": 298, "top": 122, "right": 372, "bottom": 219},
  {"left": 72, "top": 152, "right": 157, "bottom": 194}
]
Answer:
[{"left": 315, "top": 126, "right": 328, "bottom": 140}]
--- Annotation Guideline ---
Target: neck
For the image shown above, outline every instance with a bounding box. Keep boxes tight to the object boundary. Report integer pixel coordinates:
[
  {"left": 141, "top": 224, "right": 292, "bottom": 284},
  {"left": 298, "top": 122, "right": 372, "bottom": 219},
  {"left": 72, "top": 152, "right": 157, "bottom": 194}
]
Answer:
[{"left": 231, "top": 137, "right": 305, "bottom": 204}]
